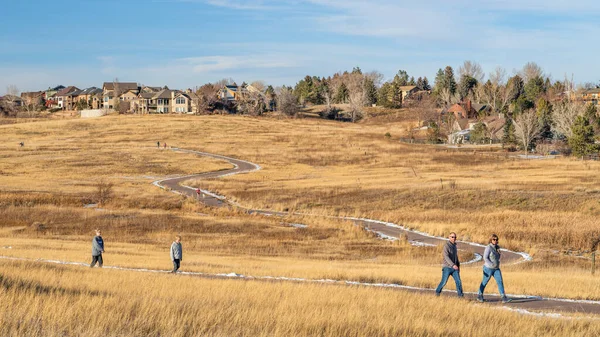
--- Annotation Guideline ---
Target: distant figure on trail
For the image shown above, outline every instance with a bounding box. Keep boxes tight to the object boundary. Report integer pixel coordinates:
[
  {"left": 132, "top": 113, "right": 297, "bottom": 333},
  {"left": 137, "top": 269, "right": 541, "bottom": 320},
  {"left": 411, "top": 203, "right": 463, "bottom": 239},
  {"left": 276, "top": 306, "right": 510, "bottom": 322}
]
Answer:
[
  {"left": 157, "top": 141, "right": 160, "bottom": 148},
  {"left": 90, "top": 229, "right": 105, "bottom": 268},
  {"left": 195, "top": 188, "right": 201, "bottom": 198},
  {"left": 170, "top": 235, "right": 183, "bottom": 273},
  {"left": 164, "top": 142, "right": 167, "bottom": 149},
  {"left": 19, "top": 142, "right": 24, "bottom": 147},
  {"left": 477, "top": 234, "right": 512, "bottom": 303},
  {"left": 435, "top": 232, "right": 463, "bottom": 297}
]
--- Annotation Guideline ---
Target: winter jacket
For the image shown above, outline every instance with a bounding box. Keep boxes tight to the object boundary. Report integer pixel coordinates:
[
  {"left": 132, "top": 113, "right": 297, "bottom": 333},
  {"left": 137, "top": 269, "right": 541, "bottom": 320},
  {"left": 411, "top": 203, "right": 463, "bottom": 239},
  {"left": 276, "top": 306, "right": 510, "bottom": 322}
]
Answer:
[
  {"left": 170, "top": 242, "right": 182, "bottom": 261},
  {"left": 92, "top": 236, "right": 104, "bottom": 256},
  {"left": 483, "top": 244, "right": 501, "bottom": 269},
  {"left": 442, "top": 241, "right": 460, "bottom": 268}
]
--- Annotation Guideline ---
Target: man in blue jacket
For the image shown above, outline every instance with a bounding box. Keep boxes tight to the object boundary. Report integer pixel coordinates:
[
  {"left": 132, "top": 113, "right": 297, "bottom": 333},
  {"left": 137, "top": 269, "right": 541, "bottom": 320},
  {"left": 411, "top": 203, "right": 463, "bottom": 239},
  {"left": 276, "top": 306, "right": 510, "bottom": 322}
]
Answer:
[{"left": 90, "top": 229, "right": 105, "bottom": 268}]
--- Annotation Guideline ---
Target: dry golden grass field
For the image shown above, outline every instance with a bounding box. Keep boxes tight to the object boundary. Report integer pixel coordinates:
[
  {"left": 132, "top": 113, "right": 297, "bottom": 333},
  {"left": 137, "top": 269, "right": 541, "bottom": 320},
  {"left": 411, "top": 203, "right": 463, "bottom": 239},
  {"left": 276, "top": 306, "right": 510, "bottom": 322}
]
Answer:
[{"left": 1, "top": 114, "right": 600, "bottom": 336}]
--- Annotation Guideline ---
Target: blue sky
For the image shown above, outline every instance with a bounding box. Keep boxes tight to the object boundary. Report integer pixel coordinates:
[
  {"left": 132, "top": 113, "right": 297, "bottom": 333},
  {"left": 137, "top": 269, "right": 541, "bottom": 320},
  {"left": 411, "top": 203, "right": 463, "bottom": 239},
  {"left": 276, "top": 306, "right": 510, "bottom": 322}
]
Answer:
[{"left": 1, "top": 0, "right": 599, "bottom": 93}]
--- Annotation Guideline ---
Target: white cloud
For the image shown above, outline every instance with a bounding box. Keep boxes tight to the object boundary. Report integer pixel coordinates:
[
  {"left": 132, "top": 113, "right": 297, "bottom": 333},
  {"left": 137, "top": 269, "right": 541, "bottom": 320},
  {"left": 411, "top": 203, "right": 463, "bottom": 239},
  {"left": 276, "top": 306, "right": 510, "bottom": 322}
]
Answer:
[{"left": 179, "top": 55, "right": 301, "bottom": 73}]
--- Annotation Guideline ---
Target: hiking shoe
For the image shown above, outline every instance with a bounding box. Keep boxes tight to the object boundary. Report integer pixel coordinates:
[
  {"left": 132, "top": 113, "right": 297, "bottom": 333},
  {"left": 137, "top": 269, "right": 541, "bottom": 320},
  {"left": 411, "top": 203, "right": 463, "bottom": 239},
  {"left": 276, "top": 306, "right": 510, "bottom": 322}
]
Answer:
[
  {"left": 502, "top": 297, "right": 512, "bottom": 303},
  {"left": 477, "top": 295, "right": 484, "bottom": 303},
  {"left": 435, "top": 292, "right": 440, "bottom": 297}
]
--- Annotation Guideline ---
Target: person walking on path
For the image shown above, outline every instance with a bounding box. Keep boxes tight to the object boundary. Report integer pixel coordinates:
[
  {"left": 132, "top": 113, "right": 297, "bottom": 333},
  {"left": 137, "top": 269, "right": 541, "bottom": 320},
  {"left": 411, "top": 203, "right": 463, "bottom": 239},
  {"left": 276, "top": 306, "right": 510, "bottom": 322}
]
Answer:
[
  {"left": 157, "top": 141, "right": 160, "bottom": 148},
  {"left": 435, "top": 232, "right": 463, "bottom": 297},
  {"left": 195, "top": 188, "right": 201, "bottom": 199},
  {"left": 477, "top": 234, "right": 512, "bottom": 303},
  {"left": 90, "top": 229, "right": 104, "bottom": 268},
  {"left": 170, "top": 235, "right": 183, "bottom": 273},
  {"left": 164, "top": 142, "right": 167, "bottom": 149}
]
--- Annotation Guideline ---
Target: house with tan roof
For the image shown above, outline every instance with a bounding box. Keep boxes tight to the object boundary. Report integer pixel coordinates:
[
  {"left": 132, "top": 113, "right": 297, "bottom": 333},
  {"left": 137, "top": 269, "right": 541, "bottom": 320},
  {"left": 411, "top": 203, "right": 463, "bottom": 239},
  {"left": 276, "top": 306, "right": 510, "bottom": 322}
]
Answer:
[
  {"left": 578, "top": 88, "right": 600, "bottom": 106},
  {"left": 102, "top": 82, "right": 139, "bottom": 109}
]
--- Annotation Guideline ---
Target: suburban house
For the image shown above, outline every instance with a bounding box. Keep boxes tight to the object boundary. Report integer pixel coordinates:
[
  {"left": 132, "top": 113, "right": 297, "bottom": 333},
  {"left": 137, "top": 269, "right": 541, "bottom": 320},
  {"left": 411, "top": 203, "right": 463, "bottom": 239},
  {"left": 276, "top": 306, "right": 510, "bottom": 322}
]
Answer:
[
  {"left": 135, "top": 88, "right": 198, "bottom": 114},
  {"left": 444, "top": 100, "right": 490, "bottom": 119},
  {"left": 20, "top": 91, "right": 45, "bottom": 107},
  {"left": 579, "top": 88, "right": 600, "bottom": 106},
  {"left": 102, "top": 82, "right": 139, "bottom": 109},
  {"left": 54, "top": 86, "right": 80, "bottom": 110},
  {"left": 77, "top": 87, "right": 103, "bottom": 109},
  {"left": 399, "top": 86, "right": 418, "bottom": 100},
  {"left": 448, "top": 115, "right": 506, "bottom": 144},
  {"left": 44, "top": 85, "right": 65, "bottom": 109},
  {"left": 219, "top": 85, "right": 240, "bottom": 102}
]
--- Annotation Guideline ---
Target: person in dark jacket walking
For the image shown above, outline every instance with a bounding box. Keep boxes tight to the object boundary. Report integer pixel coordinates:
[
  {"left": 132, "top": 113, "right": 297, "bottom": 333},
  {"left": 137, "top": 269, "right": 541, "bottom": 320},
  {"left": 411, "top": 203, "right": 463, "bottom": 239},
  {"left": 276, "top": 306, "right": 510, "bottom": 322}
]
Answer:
[
  {"left": 477, "top": 234, "right": 512, "bottom": 303},
  {"left": 90, "top": 229, "right": 104, "bottom": 268},
  {"left": 170, "top": 235, "right": 182, "bottom": 273},
  {"left": 435, "top": 232, "right": 463, "bottom": 297}
]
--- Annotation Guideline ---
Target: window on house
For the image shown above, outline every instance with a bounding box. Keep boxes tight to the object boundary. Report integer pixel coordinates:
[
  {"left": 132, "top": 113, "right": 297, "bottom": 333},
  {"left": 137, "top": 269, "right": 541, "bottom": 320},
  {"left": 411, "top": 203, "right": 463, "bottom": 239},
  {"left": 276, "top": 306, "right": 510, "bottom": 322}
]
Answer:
[
  {"left": 164, "top": 107, "right": 169, "bottom": 113},
  {"left": 176, "top": 97, "right": 186, "bottom": 104}
]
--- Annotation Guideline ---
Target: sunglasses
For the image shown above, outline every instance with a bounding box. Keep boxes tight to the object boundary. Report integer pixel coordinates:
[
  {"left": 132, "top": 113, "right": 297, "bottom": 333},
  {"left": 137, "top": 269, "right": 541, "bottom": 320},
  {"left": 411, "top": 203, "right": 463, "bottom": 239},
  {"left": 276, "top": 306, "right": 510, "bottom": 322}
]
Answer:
[
  {"left": 449, "top": 236, "right": 456, "bottom": 238},
  {"left": 492, "top": 238, "right": 498, "bottom": 241}
]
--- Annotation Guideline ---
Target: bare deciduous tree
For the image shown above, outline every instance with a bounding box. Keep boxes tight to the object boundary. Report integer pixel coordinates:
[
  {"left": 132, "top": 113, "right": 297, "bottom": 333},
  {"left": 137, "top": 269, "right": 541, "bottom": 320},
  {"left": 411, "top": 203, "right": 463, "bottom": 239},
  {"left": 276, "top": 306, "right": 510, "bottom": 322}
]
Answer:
[
  {"left": 276, "top": 88, "right": 299, "bottom": 117},
  {"left": 552, "top": 101, "right": 586, "bottom": 138},
  {"left": 458, "top": 60, "right": 484, "bottom": 83},
  {"left": 513, "top": 109, "right": 542, "bottom": 153},
  {"left": 519, "top": 62, "right": 544, "bottom": 83},
  {"left": 346, "top": 73, "right": 366, "bottom": 122},
  {"left": 439, "top": 87, "right": 460, "bottom": 107}
]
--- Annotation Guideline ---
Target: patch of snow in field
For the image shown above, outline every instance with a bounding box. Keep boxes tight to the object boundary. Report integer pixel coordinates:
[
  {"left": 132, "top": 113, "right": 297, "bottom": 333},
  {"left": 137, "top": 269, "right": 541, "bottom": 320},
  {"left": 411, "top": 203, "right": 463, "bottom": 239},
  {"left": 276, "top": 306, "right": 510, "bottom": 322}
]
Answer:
[{"left": 289, "top": 223, "right": 308, "bottom": 228}]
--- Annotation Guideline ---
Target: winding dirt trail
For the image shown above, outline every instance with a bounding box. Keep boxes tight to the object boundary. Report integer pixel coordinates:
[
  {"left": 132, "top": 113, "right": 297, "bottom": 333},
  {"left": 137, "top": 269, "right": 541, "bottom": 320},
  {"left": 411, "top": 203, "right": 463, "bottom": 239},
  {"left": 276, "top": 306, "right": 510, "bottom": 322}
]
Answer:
[{"left": 151, "top": 147, "right": 600, "bottom": 316}]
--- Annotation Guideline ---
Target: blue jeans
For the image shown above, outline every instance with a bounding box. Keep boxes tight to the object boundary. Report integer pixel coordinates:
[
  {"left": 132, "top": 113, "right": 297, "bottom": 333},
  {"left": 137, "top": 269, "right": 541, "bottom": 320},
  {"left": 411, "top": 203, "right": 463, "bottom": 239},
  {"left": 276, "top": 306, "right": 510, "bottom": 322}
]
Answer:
[
  {"left": 479, "top": 266, "right": 505, "bottom": 296},
  {"left": 435, "top": 267, "right": 463, "bottom": 296}
]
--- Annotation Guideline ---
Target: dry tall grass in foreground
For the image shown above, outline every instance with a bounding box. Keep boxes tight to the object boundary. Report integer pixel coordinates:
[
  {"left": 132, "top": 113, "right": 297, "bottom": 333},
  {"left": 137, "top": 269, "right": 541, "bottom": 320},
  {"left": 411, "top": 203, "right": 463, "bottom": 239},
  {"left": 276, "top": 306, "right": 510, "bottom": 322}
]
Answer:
[{"left": 1, "top": 260, "right": 599, "bottom": 337}]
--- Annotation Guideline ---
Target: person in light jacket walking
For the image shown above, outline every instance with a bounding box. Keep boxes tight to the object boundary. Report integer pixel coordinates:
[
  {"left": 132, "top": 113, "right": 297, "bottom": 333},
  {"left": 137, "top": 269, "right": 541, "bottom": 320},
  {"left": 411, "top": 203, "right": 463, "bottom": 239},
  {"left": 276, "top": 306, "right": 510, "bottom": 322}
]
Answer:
[
  {"left": 477, "top": 234, "right": 512, "bottom": 303},
  {"left": 435, "top": 232, "right": 463, "bottom": 297},
  {"left": 170, "top": 235, "right": 183, "bottom": 273},
  {"left": 90, "top": 229, "right": 104, "bottom": 268}
]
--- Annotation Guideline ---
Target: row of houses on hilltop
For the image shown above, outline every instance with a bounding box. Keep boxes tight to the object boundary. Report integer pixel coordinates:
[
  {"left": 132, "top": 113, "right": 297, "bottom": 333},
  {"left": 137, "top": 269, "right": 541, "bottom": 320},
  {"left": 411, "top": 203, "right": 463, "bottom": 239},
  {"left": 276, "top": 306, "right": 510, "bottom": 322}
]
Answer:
[{"left": 14, "top": 82, "right": 202, "bottom": 114}]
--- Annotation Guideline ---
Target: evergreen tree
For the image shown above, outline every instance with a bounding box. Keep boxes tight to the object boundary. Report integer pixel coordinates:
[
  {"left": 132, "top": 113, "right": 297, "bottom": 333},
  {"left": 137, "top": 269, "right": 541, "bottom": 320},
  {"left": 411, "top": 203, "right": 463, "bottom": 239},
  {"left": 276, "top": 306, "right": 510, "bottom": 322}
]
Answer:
[
  {"left": 443, "top": 66, "right": 457, "bottom": 95},
  {"left": 416, "top": 77, "right": 424, "bottom": 91},
  {"left": 334, "top": 82, "right": 349, "bottom": 103},
  {"left": 584, "top": 104, "right": 600, "bottom": 133},
  {"left": 470, "top": 122, "right": 488, "bottom": 144},
  {"left": 502, "top": 118, "right": 517, "bottom": 148},
  {"left": 409, "top": 76, "right": 416, "bottom": 86},
  {"left": 390, "top": 82, "right": 403, "bottom": 108},
  {"left": 458, "top": 75, "right": 478, "bottom": 100},
  {"left": 525, "top": 76, "right": 546, "bottom": 103},
  {"left": 395, "top": 70, "right": 410, "bottom": 86},
  {"left": 377, "top": 83, "right": 392, "bottom": 107},
  {"left": 536, "top": 98, "right": 553, "bottom": 140},
  {"left": 364, "top": 77, "right": 377, "bottom": 106},
  {"left": 506, "top": 75, "right": 524, "bottom": 103},
  {"left": 352, "top": 66, "right": 362, "bottom": 74},
  {"left": 569, "top": 116, "right": 598, "bottom": 157},
  {"left": 433, "top": 69, "right": 445, "bottom": 92},
  {"left": 422, "top": 77, "right": 431, "bottom": 91}
]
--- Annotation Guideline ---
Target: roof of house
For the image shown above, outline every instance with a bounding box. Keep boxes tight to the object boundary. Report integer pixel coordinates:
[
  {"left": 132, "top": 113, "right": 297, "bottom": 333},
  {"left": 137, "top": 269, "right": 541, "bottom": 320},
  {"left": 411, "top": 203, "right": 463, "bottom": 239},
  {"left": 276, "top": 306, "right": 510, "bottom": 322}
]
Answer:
[
  {"left": 447, "top": 103, "right": 467, "bottom": 114},
  {"left": 55, "top": 86, "right": 80, "bottom": 97},
  {"left": 481, "top": 116, "right": 506, "bottom": 133},
  {"left": 455, "top": 118, "right": 469, "bottom": 130},
  {"left": 399, "top": 85, "right": 417, "bottom": 92},
  {"left": 472, "top": 103, "right": 489, "bottom": 112},
  {"left": 20, "top": 91, "right": 44, "bottom": 99},
  {"left": 139, "top": 92, "right": 155, "bottom": 99},
  {"left": 583, "top": 88, "right": 600, "bottom": 94},
  {"left": 79, "top": 87, "right": 101, "bottom": 95},
  {"left": 103, "top": 82, "right": 138, "bottom": 91},
  {"left": 67, "top": 89, "right": 83, "bottom": 97},
  {"left": 153, "top": 89, "right": 173, "bottom": 99}
]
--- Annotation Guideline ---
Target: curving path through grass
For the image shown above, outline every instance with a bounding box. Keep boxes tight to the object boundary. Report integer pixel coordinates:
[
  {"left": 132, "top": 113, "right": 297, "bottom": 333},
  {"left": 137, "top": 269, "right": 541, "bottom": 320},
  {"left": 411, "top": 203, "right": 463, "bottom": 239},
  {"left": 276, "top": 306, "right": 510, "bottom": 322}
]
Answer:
[{"left": 151, "top": 147, "right": 600, "bottom": 316}]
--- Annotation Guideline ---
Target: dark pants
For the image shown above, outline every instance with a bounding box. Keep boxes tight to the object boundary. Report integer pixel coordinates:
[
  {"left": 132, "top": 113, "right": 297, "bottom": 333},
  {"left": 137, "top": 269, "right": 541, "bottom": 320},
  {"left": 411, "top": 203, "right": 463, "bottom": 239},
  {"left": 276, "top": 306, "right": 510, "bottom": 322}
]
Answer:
[
  {"left": 172, "top": 259, "right": 180, "bottom": 272},
  {"left": 435, "top": 267, "right": 463, "bottom": 296},
  {"left": 90, "top": 254, "right": 103, "bottom": 268}
]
